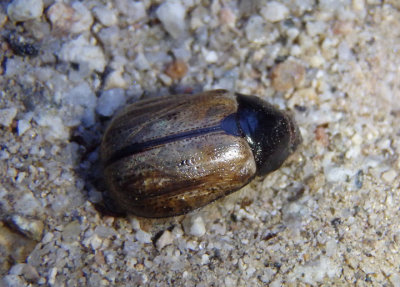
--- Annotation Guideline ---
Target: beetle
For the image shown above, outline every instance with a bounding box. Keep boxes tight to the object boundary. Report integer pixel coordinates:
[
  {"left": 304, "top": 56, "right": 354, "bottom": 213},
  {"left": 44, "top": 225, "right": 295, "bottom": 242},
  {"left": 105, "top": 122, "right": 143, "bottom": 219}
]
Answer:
[{"left": 101, "top": 89, "right": 301, "bottom": 218}]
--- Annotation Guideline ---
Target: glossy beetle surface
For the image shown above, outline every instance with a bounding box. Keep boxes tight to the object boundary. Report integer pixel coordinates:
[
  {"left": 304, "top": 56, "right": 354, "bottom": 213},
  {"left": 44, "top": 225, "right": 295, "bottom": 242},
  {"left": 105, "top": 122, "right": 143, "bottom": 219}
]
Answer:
[{"left": 101, "top": 90, "right": 301, "bottom": 218}]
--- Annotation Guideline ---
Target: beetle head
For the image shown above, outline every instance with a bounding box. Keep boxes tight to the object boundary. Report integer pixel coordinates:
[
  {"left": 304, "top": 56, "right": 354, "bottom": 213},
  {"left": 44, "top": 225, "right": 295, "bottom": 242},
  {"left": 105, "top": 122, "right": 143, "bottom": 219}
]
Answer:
[{"left": 236, "top": 94, "right": 302, "bottom": 176}]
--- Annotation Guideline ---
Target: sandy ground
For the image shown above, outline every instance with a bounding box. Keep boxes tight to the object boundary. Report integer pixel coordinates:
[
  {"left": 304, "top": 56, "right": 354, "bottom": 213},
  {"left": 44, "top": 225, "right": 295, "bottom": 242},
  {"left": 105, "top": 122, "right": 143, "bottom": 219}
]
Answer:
[{"left": 1, "top": 0, "right": 400, "bottom": 286}]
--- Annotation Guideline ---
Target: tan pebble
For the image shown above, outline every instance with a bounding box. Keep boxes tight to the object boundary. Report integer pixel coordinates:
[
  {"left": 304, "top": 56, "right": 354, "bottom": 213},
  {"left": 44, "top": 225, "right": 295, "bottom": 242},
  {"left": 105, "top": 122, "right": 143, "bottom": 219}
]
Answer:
[
  {"left": 219, "top": 7, "right": 236, "bottom": 28},
  {"left": 165, "top": 59, "right": 188, "bottom": 80},
  {"left": 47, "top": 2, "right": 93, "bottom": 34},
  {"left": 315, "top": 125, "right": 329, "bottom": 147},
  {"left": 382, "top": 170, "right": 397, "bottom": 183},
  {"left": 105, "top": 70, "right": 128, "bottom": 90},
  {"left": 95, "top": 251, "right": 105, "bottom": 265},
  {"left": 156, "top": 230, "right": 174, "bottom": 250},
  {"left": 135, "top": 263, "right": 144, "bottom": 271},
  {"left": 271, "top": 60, "right": 305, "bottom": 92},
  {"left": 333, "top": 21, "right": 353, "bottom": 35}
]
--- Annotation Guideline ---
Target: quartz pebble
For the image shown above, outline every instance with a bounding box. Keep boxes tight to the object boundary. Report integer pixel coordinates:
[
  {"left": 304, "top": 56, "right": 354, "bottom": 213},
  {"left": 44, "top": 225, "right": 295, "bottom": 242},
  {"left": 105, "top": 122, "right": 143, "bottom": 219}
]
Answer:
[
  {"left": 260, "top": 1, "right": 289, "bottom": 22},
  {"left": 2, "top": 275, "right": 25, "bottom": 287},
  {"left": 0, "top": 0, "right": 399, "bottom": 285},
  {"left": 115, "top": 0, "right": 147, "bottom": 24},
  {"left": 382, "top": 169, "right": 397, "bottom": 183},
  {"left": 156, "top": 1, "right": 187, "bottom": 39},
  {"left": 47, "top": 2, "right": 93, "bottom": 34},
  {"left": 62, "top": 82, "right": 97, "bottom": 127},
  {"left": 9, "top": 263, "right": 40, "bottom": 282},
  {"left": 17, "top": 119, "right": 30, "bottom": 136},
  {"left": 135, "top": 230, "right": 152, "bottom": 244},
  {"left": 0, "top": 107, "right": 17, "bottom": 127},
  {"left": 7, "top": 0, "right": 43, "bottom": 22},
  {"left": 245, "top": 15, "right": 278, "bottom": 44},
  {"left": 35, "top": 113, "right": 68, "bottom": 140},
  {"left": 164, "top": 59, "right": 188, "bottom": 80},
  {"left": 183, "top": 216, "right": 206, "bottom": 237},
  {"left": 8, "top": 215, "right": 44, "bottom": 241},
  {"left": 59, "top": 35, "right": 106, "bottom": 72},
  {"left": 96, "top": 89, "right": 126, "bottom": 117},
  {"left": 92, "top": 5, "right": 117, "bottom": 27},
  {"left": 156, "top": 230, "right": 174, "bottom": 250},
  {"left": 270, "top": 60, "right": 305, "bottom": 92}
]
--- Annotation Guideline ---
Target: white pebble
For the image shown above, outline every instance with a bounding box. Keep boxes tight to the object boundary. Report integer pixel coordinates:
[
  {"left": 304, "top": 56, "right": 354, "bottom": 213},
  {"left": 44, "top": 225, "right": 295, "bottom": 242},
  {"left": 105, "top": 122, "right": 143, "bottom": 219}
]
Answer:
[
  {"left": 62, "top": 82, "right": 97, "bottom": 127},
  {"left": 59, "top": 35, "right": 106, "bottom": 72},
  {"left": 186, "top": 216, "right": 206, "bottom": 237},
  {"left": 105, "top": 70, "right": 128, "bottom": 90},
  {"left": 96, "top": 89, "right": 126, "bottom": 117},
  {"left": 48, "top": 268, "right": 57, "bottom": 286},
  {"left": 156, "top": 230, "right": 174, "bottom": 250},
  {"left": 382, "top": 169, "right": 397, "bottom": 183},
  {"left": 89, "top": 234, "right": 103, "bottom": 250},
  {"left": 245, "top": 15, "right": 271, "bottom": 44},
  {"left": 158, "top": 73, "right": 173, "bottom": 86},
  {"left": 35, "top": 113, "right": 69, "bottom": 140},
  {"left": 135, "top": 230, "right": 152, "bottom": 244},
  {"left": 0, "top": 107, "right": 17, "bottom": 127},
  {"left": 353, "top": 0, "right": 365, "bottom": 11},
  {"left": 202, "top": 48, "right": 218, "bottom": 63},
  {"left": 47, "top": 2, "right": 93, "bottom": 34},
  {"left": 130, "top": 218, "right": 141, "bottom": 230},
  {"left": 115, "top": 0, "right": 147, "bottom": 24},
  {"left": 260, "top": 1, "right": 289, "bottom": 23},
  {"left": 17, "top": 119, "right": 31, "bottom": 136},
  {"left": 324, "top": 166, "right": 352, "bottom": 182},
  {"left": 7, "top": 0, "right": 43, "bottom": 22},
  {"left": 2, "top": 275, "right": 25, "bottom": 287},
  {"left": 9, "top": 264, "right": 40, "bottom": 282},
  {"left": 156, "top": 0, "right": 187, "bottom": 39},
  {"left": 134, "top": 53, "right": 151, "bottom": 71},
  {"left": 201, "top": 254, "right": 210, "bottom": 265},
  {"left": 92, "top": 5, "right": 117, "bottom": 27}
]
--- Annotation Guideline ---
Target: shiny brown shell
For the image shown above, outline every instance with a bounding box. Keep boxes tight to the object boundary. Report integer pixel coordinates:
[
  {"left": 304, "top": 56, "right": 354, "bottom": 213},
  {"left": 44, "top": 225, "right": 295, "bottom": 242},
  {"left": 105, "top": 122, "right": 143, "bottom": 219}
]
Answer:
[{"left": 101, "top": 90, "right": 301, "bottom": 218}]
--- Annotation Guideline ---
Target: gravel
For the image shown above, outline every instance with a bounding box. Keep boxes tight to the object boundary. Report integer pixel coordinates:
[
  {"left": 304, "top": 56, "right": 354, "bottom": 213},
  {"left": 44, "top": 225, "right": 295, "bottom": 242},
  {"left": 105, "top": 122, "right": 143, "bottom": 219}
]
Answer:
[{"left": 1, "top": 0, "right": 399, "bottom": 286}]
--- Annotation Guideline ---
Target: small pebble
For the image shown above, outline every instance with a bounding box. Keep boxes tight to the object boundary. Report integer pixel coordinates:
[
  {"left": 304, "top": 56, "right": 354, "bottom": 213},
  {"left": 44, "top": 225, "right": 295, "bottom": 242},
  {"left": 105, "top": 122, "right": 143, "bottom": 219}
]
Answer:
[
  {"left": 105, "top": 70, "right": 128, "bottom": 90},
  {"left": 9, "top": 263, "right": 40, "bottom": 282},
  {"left": 184, "top": 216, "right": 206, "bottom": 237},
  {"left": 135, "top": 230, "right": 152, "bottom": 244},
  {"left": 2, "top": 275, "right": 25, "bottom": 287},
  {"left": 201, "top": 254, "right": 210, "bottom": 265},
  {"left": 158, "top": 73, "right": 173, "bottom": 86},
  {"left": 315, "top": 125, "right": 329, "bottom": 147},
  {"left": 156, "top": 230, "right": 174, "bottom": 250},
  {"left": 17, "top": 119, "right": 30, "bottom": 136},
  {"left": 165, "top": 59, "right": 188, "bottom": 80},
  {"left": 92, "top": 5, "right": 117, "bottom": 27},
  {"left": 260, "top": 1, "right": 289, "bottom": 22},
  {"left": 156, "top": 1, "right": 187, "bottom": 39},
  {"left": 0, "top": 107, "right": 17, "bottom": 127},
  {"left": 115, "top": 0, "right": 146, "bottom": 24},
  {"left": 219, "top": 7, "right": 236, "bottom": 28},
  {"left": 382, "top": 169, "right": 397, "bottom": 183},
  {"left": 96, "top": 88, "right": 126, "bottom": 117},
  {"left": 59, "top": 35, "right": 106, "bottom": 72},
  {"left": 7, "top": 0, "right": 43, "bottom": 22},
  {"left": 47, "top": 2, "right": 93, "bottom": 34},
  {"left": 8, "top": 215, "right": 44, "bottom": 241},
  {"left": 134, "top": 53, "right": 151, "bottom": 71},
  {"left": 324, "top": 166, "right": 351, "bottom": 182},
  {"left": 48, "top": 267, "right": 57, "bottom": 286},
  {"left": 245, "top": 15, "right": 273, "bottom": 44},
  {"left": 202, "top": 48, "right": 218, "bottom": 63},
  {"left": 61, "top": 220, "right": 81, "bottom": 243},
  {"left": 89, "top": 234, "right": 103, "bottom": 250},
  {"left": 270, "top": 60, "right": 305, "bottom": 92}
]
